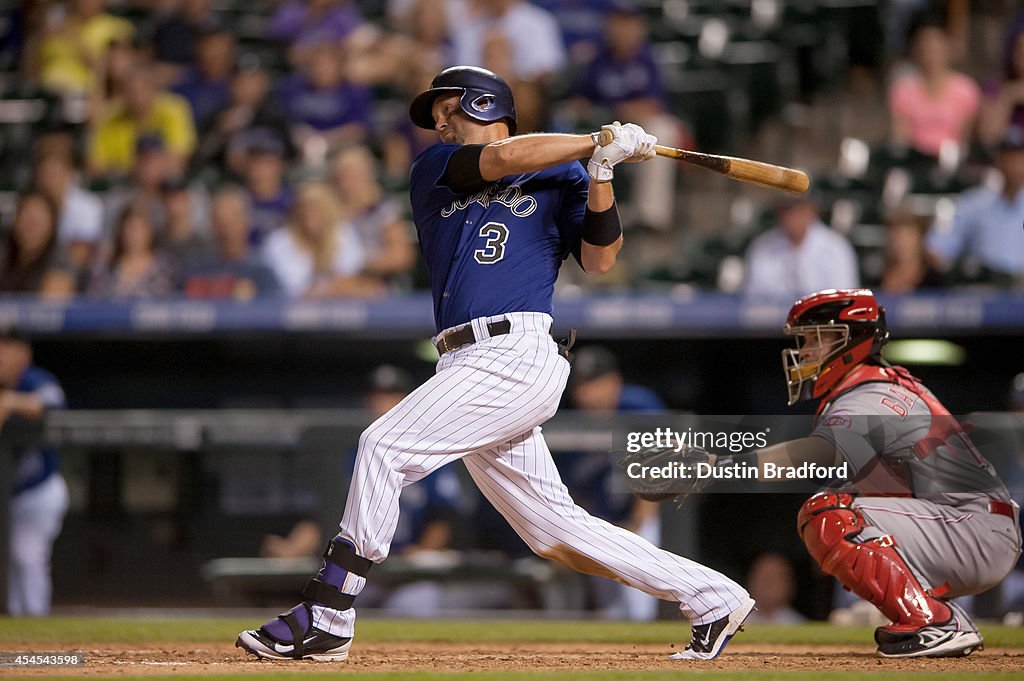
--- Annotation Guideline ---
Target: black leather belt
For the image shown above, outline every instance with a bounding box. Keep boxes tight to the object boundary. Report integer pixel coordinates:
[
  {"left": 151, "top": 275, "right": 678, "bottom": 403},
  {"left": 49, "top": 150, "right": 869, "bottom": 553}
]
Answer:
[
  {"left": 434, "top": 320, "right": 576, "bottom": 361},
  {"left": 435, "top": 320, "right": 511, "bottom": 356}
]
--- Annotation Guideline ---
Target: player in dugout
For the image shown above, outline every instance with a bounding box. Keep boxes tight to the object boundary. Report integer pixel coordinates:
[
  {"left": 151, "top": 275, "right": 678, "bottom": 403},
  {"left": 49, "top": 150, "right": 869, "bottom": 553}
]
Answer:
[
  {"left": 630, "top": 288, "right": 1022, "bottom": 658},
  {"left": 236, "top": 65, "right": 755, "bottom": 663}
]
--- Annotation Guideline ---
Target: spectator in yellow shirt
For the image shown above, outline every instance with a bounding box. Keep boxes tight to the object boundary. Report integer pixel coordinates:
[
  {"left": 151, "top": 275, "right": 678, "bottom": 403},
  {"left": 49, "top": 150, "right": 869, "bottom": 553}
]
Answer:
[
  {"left": 88, "top": 65, "right": 197, "bottom": 178},
  {"left": 33, "top": 0, "right": 135, "bottom": 95}
]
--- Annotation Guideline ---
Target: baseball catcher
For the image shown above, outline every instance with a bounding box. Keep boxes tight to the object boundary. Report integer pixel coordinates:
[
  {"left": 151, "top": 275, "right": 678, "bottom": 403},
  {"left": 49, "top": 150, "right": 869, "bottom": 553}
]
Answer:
[{"left": 629, "top": 288, "right": 1021, "bottom": 658}]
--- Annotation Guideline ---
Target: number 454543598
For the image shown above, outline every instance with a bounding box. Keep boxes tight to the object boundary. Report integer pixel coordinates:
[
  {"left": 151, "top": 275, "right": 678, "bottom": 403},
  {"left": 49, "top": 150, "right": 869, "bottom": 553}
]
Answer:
[{"left": 0, "top": 653, "right": 84, "bottom": 667}]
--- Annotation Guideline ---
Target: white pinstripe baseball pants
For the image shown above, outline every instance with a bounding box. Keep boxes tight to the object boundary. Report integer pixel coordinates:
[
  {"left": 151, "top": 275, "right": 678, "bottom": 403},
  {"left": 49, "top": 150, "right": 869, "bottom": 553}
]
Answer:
[{"left": 314, "top": 312, "right": 748, "bottom": 637}]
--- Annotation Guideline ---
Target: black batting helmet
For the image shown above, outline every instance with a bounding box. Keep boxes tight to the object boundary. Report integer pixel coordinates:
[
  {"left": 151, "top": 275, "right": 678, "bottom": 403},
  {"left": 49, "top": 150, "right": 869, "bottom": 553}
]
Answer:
[{"left": 409, "top": 66, "right": 517, "bottom": 134}]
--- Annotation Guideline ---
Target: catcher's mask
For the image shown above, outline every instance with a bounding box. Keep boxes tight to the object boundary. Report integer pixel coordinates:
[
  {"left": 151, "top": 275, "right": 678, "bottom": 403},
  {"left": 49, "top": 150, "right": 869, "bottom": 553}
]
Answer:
[
  {"left": 782, "top": 288, "right": 889, "bottom": 405},
  {"left": 409, "top": 65, "right": 517, "bottom": 135}
]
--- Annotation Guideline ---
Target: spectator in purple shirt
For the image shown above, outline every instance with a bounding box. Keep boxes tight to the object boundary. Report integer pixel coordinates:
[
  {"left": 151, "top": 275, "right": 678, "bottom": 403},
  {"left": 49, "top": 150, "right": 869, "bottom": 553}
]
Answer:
[
  {"left": 578, "top": 8, "right": 664, "bottom": 116},
  {"left": 172, "top": 25, "right": 235, "bottom": 127},
  {"left": 267, "top": 0, "right": 363, "bottom": 65},
  {"left": 279, "top": 42, "right": 372, "bottom": 159},
  {"left": 242, "top": 132, "right": 294, "bottom": 246},
  {"left": 152, "top": 0, "right": 218, "bottom": 83},
  {"left": 194, "top": 53, "right": 296, "bottom": 178},
  {"left": 534, "top": 0, "right": 615, "bottom": 64},
  {"left": 574, "top": 3, "right": 692, "bottom": 230}
]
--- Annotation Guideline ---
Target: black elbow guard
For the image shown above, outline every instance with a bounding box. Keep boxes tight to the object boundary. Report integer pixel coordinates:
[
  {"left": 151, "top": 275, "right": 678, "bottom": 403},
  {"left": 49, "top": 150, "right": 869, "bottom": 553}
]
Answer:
[
  {"left": 442, "top": 145, "right": 488, "bottom": 194},
  {"left": 581, "top": 203, "right": 622, "bottom": 247}
]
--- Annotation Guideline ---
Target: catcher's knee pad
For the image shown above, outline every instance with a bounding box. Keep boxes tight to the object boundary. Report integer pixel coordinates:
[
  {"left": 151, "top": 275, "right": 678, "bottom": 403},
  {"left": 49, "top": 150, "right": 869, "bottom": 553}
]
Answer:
[
  {"left": 798, "top": 495, "right": 950, "bottom": 629},
  {"left": 798, "top": 493, "right": 865, "bottom": 572},
  {"left": 796, "top": 492, "right": 859, "bottom": 537}
]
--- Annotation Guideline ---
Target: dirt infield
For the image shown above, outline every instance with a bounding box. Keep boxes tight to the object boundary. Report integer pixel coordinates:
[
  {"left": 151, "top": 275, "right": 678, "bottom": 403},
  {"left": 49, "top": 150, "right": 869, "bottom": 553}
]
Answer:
[{"left": 3, "top": 641, "right": 1023, "bottom": 675}]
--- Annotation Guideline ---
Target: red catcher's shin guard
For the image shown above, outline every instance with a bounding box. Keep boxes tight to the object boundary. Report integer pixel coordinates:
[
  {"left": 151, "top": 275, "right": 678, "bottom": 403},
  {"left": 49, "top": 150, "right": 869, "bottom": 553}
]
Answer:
[{"left": 797, "top": 493, "right": 950, "bottom": 632}]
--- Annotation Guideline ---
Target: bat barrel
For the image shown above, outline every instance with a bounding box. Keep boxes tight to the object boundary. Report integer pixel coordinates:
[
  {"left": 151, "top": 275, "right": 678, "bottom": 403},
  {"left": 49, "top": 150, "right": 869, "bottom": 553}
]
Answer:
[
  {"left": 728, "top": 158, "right": 810, "bottom": 194},
  {"left": 594, "top": 129, "right": 809, "bottom": 194}
]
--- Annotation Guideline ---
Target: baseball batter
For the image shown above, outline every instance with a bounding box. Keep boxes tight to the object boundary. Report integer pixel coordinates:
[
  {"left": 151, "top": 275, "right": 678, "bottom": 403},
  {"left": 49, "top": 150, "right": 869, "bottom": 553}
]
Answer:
[
  {"left": 237, "top": 65, "right": 754, "bottom": 662},
  {"left": 697, "top": 289, "right": 1021, "bottom": 657}
]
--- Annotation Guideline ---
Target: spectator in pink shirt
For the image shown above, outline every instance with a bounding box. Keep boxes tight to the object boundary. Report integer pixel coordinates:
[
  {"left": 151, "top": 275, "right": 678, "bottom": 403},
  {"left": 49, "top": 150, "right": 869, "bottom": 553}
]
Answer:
[{"left": 889, "top": 19, "right": 980, "bottom": 158}]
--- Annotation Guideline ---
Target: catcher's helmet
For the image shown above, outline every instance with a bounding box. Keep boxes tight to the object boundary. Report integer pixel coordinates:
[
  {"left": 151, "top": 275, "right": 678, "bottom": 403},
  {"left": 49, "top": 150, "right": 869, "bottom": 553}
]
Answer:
[
  {"left": 409, "top": 66, "right": 517, "bottom": 135},
  {"left": 782, "top": 288, "right": 889, "bottom": 405}
]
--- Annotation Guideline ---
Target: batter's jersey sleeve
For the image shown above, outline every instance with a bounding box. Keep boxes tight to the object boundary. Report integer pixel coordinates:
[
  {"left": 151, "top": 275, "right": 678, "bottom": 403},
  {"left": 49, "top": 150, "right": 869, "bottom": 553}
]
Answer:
[
  {"left": 409, "top": 143, "right": 463, "bottom": 220},
  {"left": 555, "top": 161, "right": 589, "bottom": 259}
]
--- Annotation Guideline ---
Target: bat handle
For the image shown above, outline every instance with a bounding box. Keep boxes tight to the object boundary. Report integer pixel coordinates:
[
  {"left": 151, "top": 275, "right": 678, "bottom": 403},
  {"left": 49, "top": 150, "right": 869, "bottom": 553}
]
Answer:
[{"left": 595, "top": 129, "right": 671, "bottom": 157}]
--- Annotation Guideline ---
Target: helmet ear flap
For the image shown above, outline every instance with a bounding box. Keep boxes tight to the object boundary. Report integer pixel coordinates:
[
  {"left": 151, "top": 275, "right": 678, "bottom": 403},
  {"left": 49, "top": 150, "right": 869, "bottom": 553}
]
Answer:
[
  {"left": 876, "top": 306, "right": 890, "bottom": 343},
  {"left": 869, "top": 306, "right": 890, "bottom": 359}
]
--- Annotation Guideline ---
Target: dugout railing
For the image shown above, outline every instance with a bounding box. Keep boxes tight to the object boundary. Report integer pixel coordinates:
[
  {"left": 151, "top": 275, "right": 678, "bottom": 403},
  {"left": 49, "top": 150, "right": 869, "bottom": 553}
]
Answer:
[
  {"left": 0, "top": 409, "right": 687, "bottom": 614},
  {"left": 2, "top": 409, "right": 1021, "bottom": 615}
]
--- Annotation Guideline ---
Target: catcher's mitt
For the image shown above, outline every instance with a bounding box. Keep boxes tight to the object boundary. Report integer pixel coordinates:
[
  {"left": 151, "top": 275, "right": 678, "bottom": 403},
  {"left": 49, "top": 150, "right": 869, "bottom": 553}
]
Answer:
[{"left": 616, "top": 444, "right": 719, "bottom": 506}]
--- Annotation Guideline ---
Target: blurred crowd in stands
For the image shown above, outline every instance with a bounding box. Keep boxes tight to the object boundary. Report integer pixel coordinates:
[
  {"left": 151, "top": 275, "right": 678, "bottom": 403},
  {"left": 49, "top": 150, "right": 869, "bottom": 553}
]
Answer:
[{"left": 0, "top": 0, "right": 1021, "bottom": 301}]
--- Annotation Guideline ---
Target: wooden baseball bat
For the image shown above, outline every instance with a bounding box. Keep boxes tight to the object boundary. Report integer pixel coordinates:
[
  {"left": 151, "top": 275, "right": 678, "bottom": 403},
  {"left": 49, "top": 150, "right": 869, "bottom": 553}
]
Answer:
[{"left": 596, "top": 129, "right": 810, "bottom": 194}]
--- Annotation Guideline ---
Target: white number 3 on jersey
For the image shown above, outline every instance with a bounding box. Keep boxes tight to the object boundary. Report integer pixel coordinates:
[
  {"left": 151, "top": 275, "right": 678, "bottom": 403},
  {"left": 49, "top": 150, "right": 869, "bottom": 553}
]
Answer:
[{"left": 474, "top": 222, "right": 509, "bottom": 264}]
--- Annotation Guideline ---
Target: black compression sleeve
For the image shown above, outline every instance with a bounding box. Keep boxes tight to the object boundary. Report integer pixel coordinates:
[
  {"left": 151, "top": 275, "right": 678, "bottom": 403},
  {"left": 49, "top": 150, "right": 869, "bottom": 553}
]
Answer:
[
  {"left": 441, "top": 145, "right": 488, "bottom": 194},
  {"left": 581, "top": 202, "right": 622, "bottom": 247}
]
